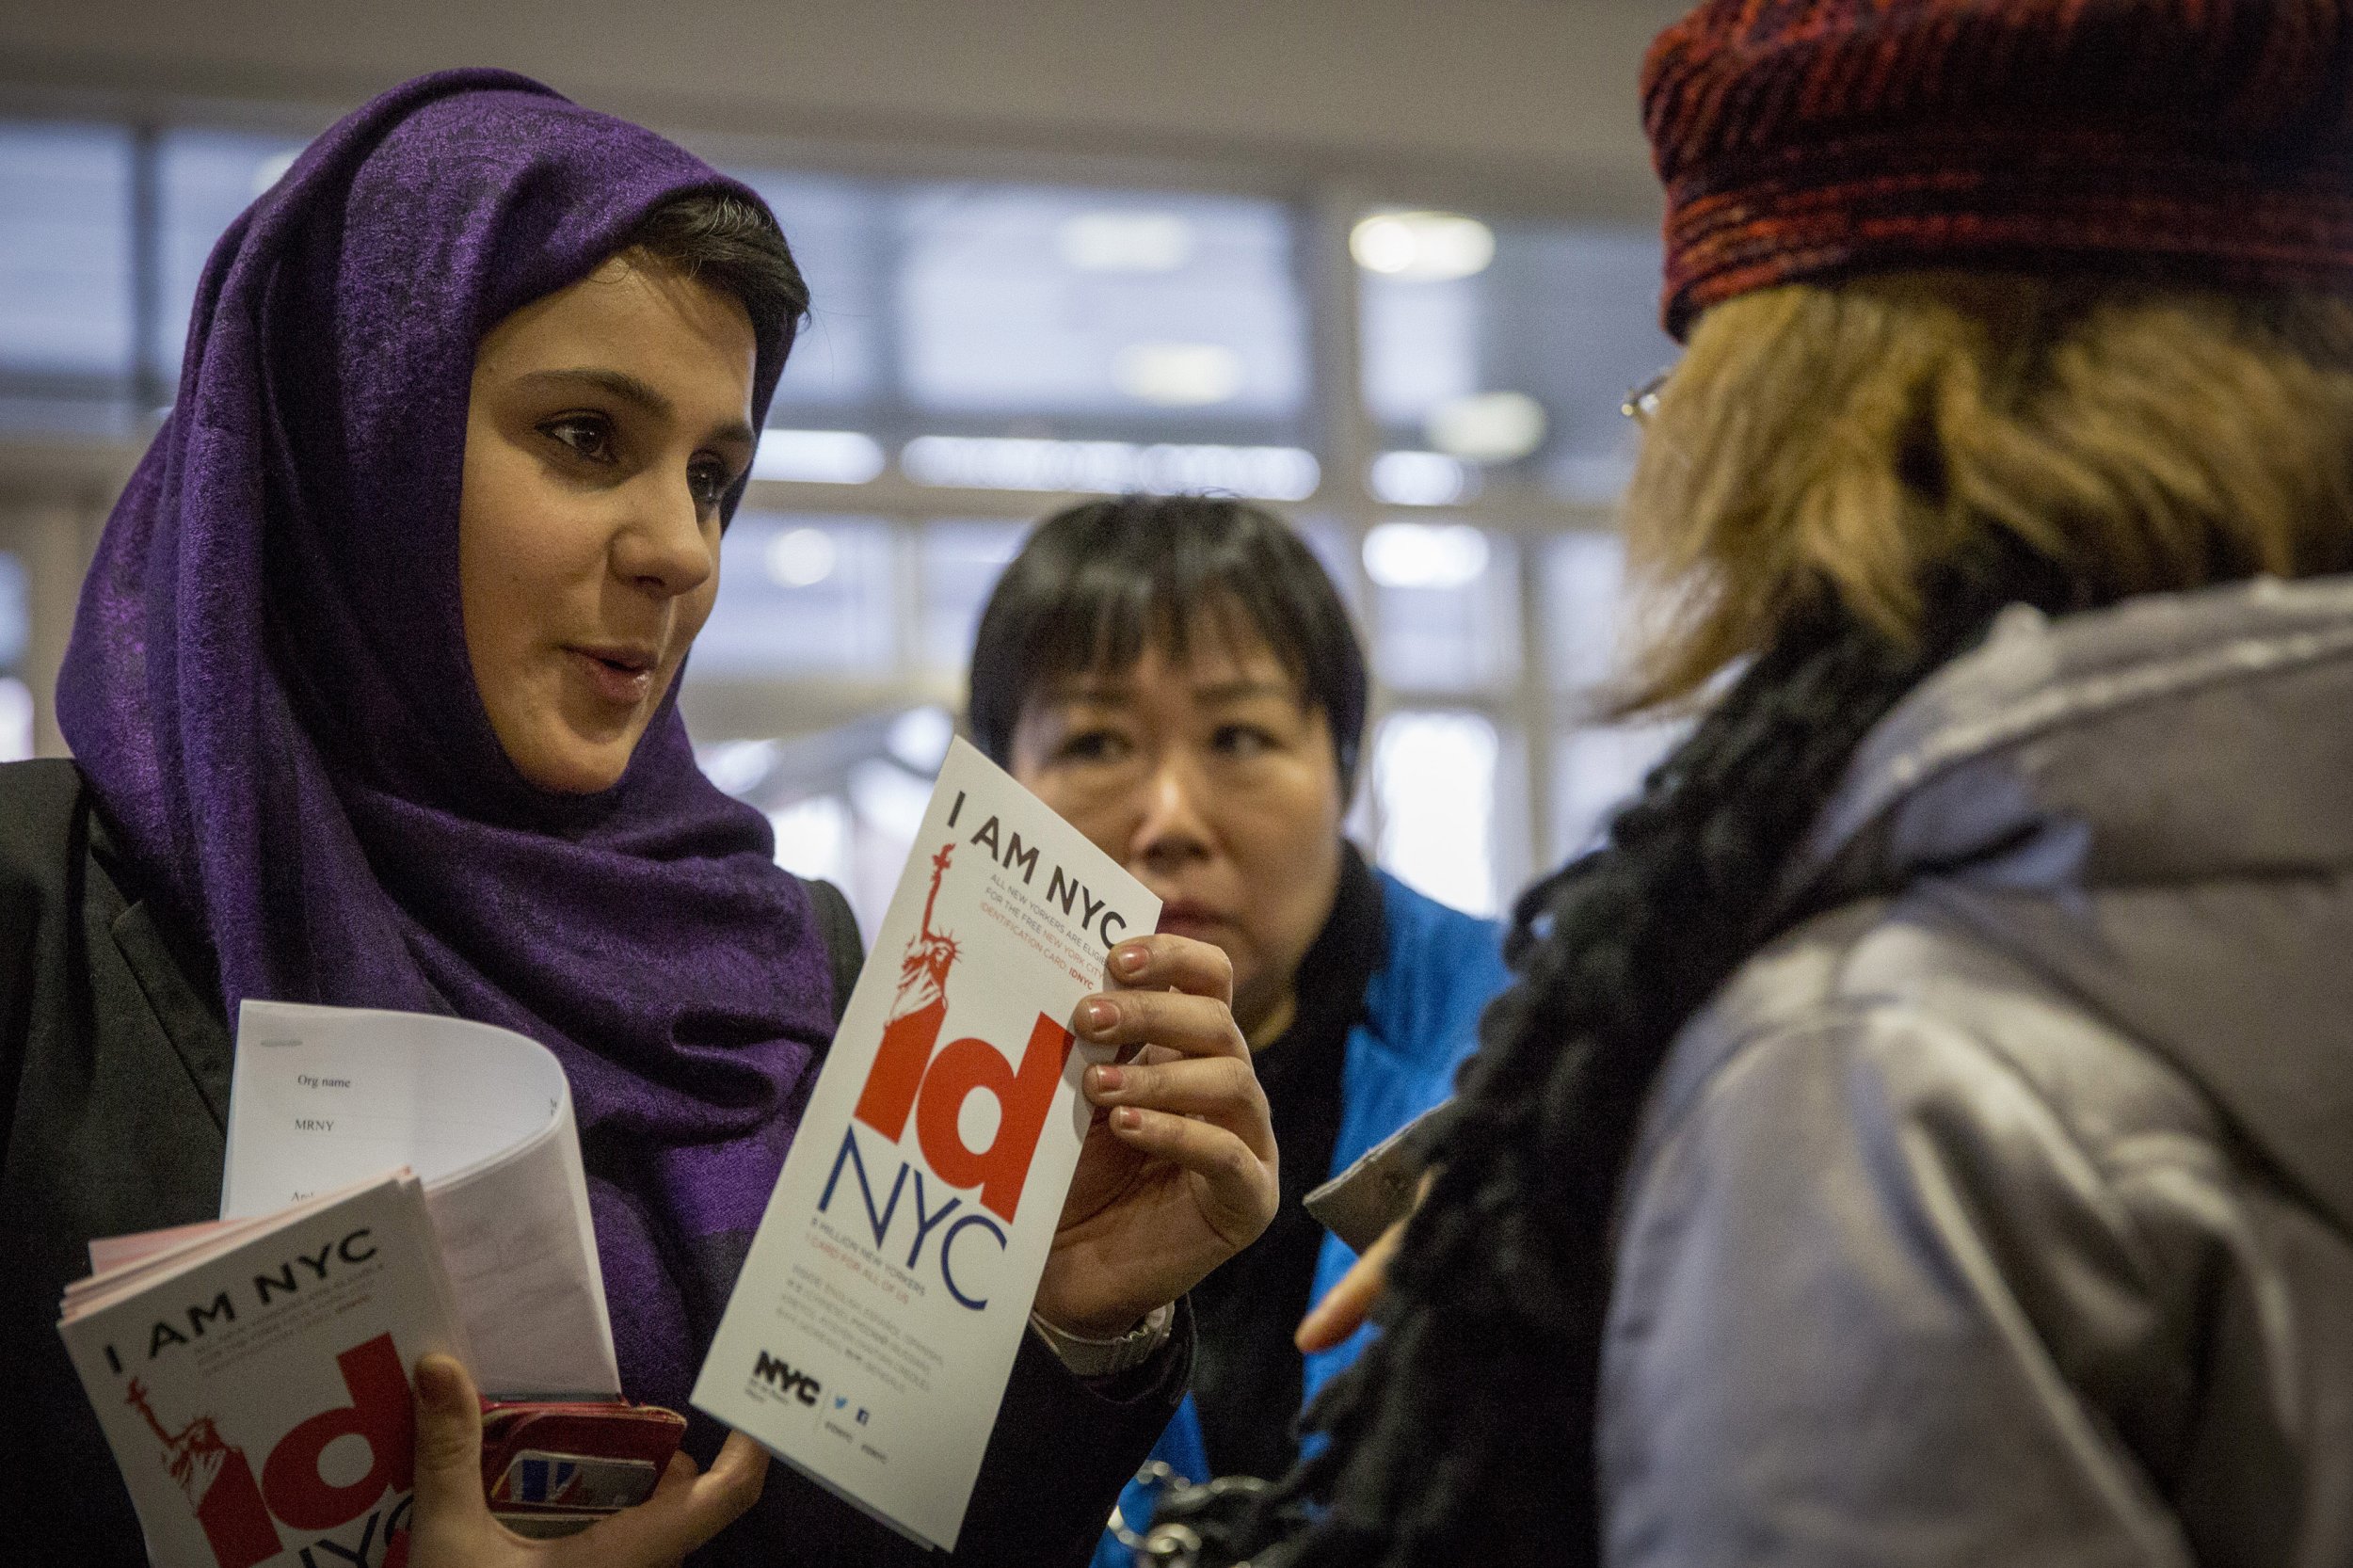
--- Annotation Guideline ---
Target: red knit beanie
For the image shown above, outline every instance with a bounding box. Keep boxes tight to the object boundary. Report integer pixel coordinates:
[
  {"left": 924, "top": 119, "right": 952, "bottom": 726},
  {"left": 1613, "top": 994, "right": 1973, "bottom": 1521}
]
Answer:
[{"left": 1644, "top": 0, "right": 2353, "bottom": 339}]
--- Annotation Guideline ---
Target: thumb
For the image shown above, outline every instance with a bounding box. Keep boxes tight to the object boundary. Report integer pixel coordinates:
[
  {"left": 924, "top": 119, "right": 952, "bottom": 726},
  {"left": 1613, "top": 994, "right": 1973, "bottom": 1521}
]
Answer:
[{"left": 409, "top": 1353, "right": 493, "bottom": 1528}]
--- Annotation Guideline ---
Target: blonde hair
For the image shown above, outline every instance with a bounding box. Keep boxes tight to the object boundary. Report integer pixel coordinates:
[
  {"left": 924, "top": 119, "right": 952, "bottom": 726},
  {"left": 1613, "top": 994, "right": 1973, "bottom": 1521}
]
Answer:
[{"left": 1621, "top": 272, "right": 2353, "bottom": 708}]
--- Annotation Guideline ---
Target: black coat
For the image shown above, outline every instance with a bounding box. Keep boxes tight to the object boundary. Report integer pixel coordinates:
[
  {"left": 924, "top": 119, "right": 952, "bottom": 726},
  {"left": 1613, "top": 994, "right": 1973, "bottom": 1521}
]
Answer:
[{"left": 0, "top": 759, "right": 1183, "bottom": 1567}]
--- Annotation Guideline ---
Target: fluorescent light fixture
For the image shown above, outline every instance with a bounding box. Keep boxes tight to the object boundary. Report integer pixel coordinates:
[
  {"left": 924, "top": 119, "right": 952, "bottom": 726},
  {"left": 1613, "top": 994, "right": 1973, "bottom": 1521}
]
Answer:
[
  {"left": 751, "top": 428, "right": 888, "bottom": 486},
  {"left": 1350, "top": 211, "right": 1496, "bottom": 281},
  {"left": 901, "top": 436, "right": 1319, "bottom": 501},
  {"left": 1364, "top": 521, "right": 1491, "bottom": 590},
  {"left": 1112, "top": 342, "right": 1244, "bottom": 407},
  {"left": 1058, "top": 211, "right": 1195, "bottom": 272},
  {"left": 763, "top": 526, "right": 839, "bottom": 588},
  {"left": 1427, "top": 391, "right": 1547, "bottom": 463},
  {"left": 1369, "top": 450, "right": 1470, "bottom": 507}
]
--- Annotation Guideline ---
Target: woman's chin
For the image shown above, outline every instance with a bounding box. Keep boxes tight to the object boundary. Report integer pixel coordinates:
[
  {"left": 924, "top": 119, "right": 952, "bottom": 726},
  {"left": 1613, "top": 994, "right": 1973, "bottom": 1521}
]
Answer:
[{"left": 504, "top": 724, "right": 639, "bottom": 794}]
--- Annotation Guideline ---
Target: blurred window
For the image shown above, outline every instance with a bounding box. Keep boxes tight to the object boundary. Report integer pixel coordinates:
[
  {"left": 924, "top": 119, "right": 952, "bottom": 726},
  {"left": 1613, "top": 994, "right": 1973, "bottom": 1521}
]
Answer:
[
  {"left": 1364, "top": 522, "right": 1519, "bottom": 692},
  {"left": 695, "top": 516, "right": 899, "bottom": 676},
  {"left": 155, "top": 129, "right": 308, "bottom": 380},
  {"left": 918, "top": 520, "right": 1028, "bottom": 671},
  {"left": 728, "top": 170, "right": 885, "bottom": 415},
  {"left": 1359, "top": 212, "right": 1673, "bottom": 504},
  {"left": 1542, "top": 530, "right": 1629, "bottom": 697},
  {"left": 898, "top": 184, "right": 1305, "bottom": 437},
  {"left": 0, "top": 121, "right": 135, "bottom": 431},
  {"left": 1374, "top": 711, "right": 1505, "bottom": 917}
]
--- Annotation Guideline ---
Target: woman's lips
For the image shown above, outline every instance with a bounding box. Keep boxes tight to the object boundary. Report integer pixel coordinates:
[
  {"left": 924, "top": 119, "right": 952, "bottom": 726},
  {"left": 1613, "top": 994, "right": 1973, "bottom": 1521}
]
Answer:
[
  {"left": 568, "top": 646, "right": 655, "bottom": 707},
  {"left": 1156, "top": 901, "right": 1228, "bottom": 940}
]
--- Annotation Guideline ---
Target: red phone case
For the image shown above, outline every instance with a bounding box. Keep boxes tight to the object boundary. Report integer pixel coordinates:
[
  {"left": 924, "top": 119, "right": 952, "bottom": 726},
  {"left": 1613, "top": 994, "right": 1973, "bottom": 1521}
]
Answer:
[{"left": 477, "top": 1398, "right": 689, "bottom": 1538}]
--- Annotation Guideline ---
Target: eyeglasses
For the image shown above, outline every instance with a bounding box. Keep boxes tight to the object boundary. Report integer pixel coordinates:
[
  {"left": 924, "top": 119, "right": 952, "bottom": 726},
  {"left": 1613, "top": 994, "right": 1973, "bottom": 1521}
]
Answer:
[{"left": 1620, "top": 366, "right": 1673, "bottom": 423}]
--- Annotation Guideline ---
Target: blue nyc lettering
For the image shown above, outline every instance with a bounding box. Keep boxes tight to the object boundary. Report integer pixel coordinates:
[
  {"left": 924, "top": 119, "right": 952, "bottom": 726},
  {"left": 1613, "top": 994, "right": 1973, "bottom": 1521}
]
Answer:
[{"left": 818, "top": 1125, "right": 1007, "bottom": 1310}]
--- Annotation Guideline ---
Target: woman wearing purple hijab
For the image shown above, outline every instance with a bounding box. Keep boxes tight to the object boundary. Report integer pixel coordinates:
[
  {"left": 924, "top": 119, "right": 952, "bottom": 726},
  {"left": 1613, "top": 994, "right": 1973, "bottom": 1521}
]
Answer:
[{"left": 0, "top": 71, "right": 1277, "bottom": 1567}]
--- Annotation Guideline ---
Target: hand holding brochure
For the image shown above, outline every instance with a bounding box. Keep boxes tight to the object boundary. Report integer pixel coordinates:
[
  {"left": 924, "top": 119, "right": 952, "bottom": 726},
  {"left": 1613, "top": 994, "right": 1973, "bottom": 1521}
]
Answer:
[
  {"left": 57, "top": 1173, "right": 464, "bottom": 1568},
  {"left": 694, "top": 738, "right": 1162, "bottom": 1550},
  {"left": 66, "top": 1005, "right": 639, "bottom": 1565}
]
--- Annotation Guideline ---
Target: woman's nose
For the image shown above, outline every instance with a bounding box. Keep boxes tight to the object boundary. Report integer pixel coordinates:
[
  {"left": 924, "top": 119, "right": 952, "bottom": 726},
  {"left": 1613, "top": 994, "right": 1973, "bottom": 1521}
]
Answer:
[
  {"left": 612, "top": 477, "right": 716, "bottom": 600},
  {"left": 1130, "top": 756, "right": 1214, "bottom": 865}
]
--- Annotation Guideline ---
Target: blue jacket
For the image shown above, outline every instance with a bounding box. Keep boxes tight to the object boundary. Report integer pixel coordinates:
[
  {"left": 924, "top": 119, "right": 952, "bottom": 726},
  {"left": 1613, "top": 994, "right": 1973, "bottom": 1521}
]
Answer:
[{"left": 1096, "top": 870, "right": 1510, "bottom": 1560}]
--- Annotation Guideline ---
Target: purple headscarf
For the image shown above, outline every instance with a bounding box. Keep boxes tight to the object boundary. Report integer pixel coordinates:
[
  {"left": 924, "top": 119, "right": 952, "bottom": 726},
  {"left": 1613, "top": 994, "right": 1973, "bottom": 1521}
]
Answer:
[{"left": 56, "top": 70, "right": 835, "bottom": 1408}]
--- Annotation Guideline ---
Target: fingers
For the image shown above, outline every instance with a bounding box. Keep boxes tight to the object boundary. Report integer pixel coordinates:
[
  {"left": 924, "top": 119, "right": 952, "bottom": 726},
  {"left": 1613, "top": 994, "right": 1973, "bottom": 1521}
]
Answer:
[
  {"left": 1085, "top": 1055, "right": 1273, "bottom": 1160},
  {"left": 1100, "top": 1106, "right": 1276, "bottom": 1242},
  {"left": 1296, "top": 1215, "right": 1405, "bottom": 1353},
  {"left": 1073, "top": 985, "right": 1246, "bottom": 1063},
  {"left": 552, "top": 1432, "right": 769, "bottom": 1567},
  {"left": 408, "top": 1353, "right": 494, "bottom": 1533},
  {"left": 1105, "top": 934, "right": 1231, "bottom": 1004}
]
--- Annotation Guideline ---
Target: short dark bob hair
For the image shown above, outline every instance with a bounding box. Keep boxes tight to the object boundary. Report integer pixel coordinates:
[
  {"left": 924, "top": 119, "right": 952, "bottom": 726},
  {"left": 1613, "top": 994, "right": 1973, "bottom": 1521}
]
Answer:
[{"left": 968, "top": 495, "right": 1369, "bottom": 792}]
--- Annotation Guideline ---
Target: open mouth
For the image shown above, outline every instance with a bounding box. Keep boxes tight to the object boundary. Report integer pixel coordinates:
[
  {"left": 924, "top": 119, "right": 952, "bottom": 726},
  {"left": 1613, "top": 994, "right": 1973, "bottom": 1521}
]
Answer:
[{"left": 569, "top": 646, "right": 658, "bottom": 706}]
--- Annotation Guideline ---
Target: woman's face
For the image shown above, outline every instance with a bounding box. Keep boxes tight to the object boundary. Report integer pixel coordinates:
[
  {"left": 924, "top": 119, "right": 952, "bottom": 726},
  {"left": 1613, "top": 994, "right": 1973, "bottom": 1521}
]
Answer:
[
  {"left": 1010, "top": 621, "right": 1347, "bottom": 1046},
  {"left": 458, "top": 253, "right": 758, "bottom": 793}
]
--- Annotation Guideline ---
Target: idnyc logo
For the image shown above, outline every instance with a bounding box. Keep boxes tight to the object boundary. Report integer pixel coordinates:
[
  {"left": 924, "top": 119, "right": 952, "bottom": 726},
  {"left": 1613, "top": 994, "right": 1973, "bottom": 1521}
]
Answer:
[{"left": 752, "top": 1350, "right": 820, "bottom": 1407}]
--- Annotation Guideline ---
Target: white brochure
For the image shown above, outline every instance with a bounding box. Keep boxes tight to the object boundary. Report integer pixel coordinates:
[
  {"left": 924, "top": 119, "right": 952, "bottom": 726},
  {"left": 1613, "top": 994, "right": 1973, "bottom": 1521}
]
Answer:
[
  {"left": 694, "top": 737, "right": 1160, "bottom": 1550},
  {"left": 221, "top": 1000, "right": 619, "bottom": 1399}
]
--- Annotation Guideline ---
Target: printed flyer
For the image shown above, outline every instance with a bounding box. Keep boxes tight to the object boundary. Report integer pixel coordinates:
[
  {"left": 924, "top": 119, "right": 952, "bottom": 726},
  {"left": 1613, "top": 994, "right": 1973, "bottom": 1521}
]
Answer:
[{"left": 694, "top": 737, "right": 1160, "bottom": 1549}]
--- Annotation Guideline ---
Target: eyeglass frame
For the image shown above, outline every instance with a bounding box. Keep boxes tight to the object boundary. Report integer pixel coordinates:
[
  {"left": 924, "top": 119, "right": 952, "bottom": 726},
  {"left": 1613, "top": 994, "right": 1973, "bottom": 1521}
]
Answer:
[{"left": 1620, "top": 365, "right": 1673, "bottom": 423}]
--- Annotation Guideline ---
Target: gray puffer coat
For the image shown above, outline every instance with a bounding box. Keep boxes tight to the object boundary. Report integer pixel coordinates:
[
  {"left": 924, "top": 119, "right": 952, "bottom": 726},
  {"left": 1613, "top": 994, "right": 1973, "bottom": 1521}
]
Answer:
[{"left": 1600, "top": 574, "right": 2353, "bottom": 1565}]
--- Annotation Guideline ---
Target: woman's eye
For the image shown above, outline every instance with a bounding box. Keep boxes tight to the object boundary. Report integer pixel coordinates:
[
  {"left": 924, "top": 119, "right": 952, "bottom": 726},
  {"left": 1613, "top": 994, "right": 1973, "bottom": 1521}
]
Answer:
[
  {"left": 1212, "top": 724, "right": 1277, "bottom": 759},
  {"left": 688, "top": 459, "right": 735, "bottom": 512},
  {"left": 1056, "top": 729, "right": 1129, "bottom": 764},
  {"left": 540, "top": 413, "right": 615, "bottom": 464}
]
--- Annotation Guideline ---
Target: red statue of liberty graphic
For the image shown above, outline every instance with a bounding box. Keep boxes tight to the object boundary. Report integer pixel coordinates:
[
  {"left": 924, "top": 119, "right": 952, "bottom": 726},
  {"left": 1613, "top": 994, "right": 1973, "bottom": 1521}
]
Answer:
[
  {"left": 855, "top": 843, "right": 961, "bottom": 1136},
  {"left": 127, "top": 1378, "right": 280, "bottom": 1568},
  {"left": 850, "top": 840, "right": 1077, "bottom": 1223}
]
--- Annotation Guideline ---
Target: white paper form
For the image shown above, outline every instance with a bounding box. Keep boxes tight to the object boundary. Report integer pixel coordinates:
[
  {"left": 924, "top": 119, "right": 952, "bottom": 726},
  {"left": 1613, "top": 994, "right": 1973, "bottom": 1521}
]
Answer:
[{"left": 222, "top": 1001, "right": 619, "bottom": 1399}]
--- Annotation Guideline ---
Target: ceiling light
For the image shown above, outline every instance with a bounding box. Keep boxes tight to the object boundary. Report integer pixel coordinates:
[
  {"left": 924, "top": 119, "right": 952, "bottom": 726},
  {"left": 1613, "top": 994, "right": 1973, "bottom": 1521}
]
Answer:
[
  {"left": 1350, "top": 212, "right": 1495, "bottom": 281},
  {"left": 1058, "top": 211, "right": 1195, "bottom": 272},
  {"left": 901, "top": 436, "right": 1319, "bottom": 501},
  {"left": 752, "top": 429, "right": 887, "bottom": 485},
  {"left": 1368, "top": 450, "right": 1470, "bottom": 507},
  {"left": 1364, "top": 521, "right": 1490, "bottom": 590},
  {"left": 1112, "top": 342, "right": 1244, "bottom": 407},
  {"left": 1427, "top": 391, "right": 1547, "bottom": 463},
  {"left": 764, "top": 526, "right": 839, "bottom": 588}
]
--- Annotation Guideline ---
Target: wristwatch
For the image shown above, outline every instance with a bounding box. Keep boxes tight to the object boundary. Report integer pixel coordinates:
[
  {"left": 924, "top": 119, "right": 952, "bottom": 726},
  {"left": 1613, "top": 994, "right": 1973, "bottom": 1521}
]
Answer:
[{"left": 1029, "top": 1301, "right": 1174, "bottom": 1379}]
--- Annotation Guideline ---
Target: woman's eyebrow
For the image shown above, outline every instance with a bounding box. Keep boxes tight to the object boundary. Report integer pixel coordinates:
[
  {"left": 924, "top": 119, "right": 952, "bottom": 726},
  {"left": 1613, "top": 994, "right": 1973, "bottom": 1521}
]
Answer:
[
  {"left": 515, "top": 367, "right": 754, "bottom": 448},
  {"left": 1191, "top": 678, "right": 1294, "bottom": 704}
]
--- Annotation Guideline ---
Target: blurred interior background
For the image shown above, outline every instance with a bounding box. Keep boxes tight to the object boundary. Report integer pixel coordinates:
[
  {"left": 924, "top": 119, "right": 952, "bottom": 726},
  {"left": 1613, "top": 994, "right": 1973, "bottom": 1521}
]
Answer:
[{"left": 0, "top": 0, "right": 1690, "bottom": 936}]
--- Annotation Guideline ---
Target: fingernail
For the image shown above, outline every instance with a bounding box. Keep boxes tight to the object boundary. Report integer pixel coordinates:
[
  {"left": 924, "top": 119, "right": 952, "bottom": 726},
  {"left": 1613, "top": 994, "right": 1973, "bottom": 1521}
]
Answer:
[
  {"left": 1080, "top": 999, "right": 1118, "bottom": 1035},
  {"left": 1113, "top": 944, "right": 1148, "bottom": 976},
  {"left": 1090, "top": 1064, "right": 1125, "bottom": 1094},
  {"left": 1114, "top": 1107, "right": 1143, "bottom": 1129}
]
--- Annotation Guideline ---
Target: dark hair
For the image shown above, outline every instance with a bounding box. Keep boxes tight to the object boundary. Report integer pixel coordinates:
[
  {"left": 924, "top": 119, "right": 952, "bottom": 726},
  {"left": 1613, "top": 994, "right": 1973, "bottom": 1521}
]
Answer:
[
  {"left": 620, "top": 189, "right": 809, "bottom": 366},
  {"left": 967, "top": 495, "right": 1369, "bottom": 792},
  {"left": 1226, "top": 540, "right": 2077, "bottom": 1568}
]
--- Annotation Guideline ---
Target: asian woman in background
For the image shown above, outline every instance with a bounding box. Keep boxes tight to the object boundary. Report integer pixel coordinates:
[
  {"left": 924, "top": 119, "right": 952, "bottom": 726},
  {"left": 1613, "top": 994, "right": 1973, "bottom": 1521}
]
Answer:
[{"left": 965, "top": 496, "right": 1510, "bottom": 1559}]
